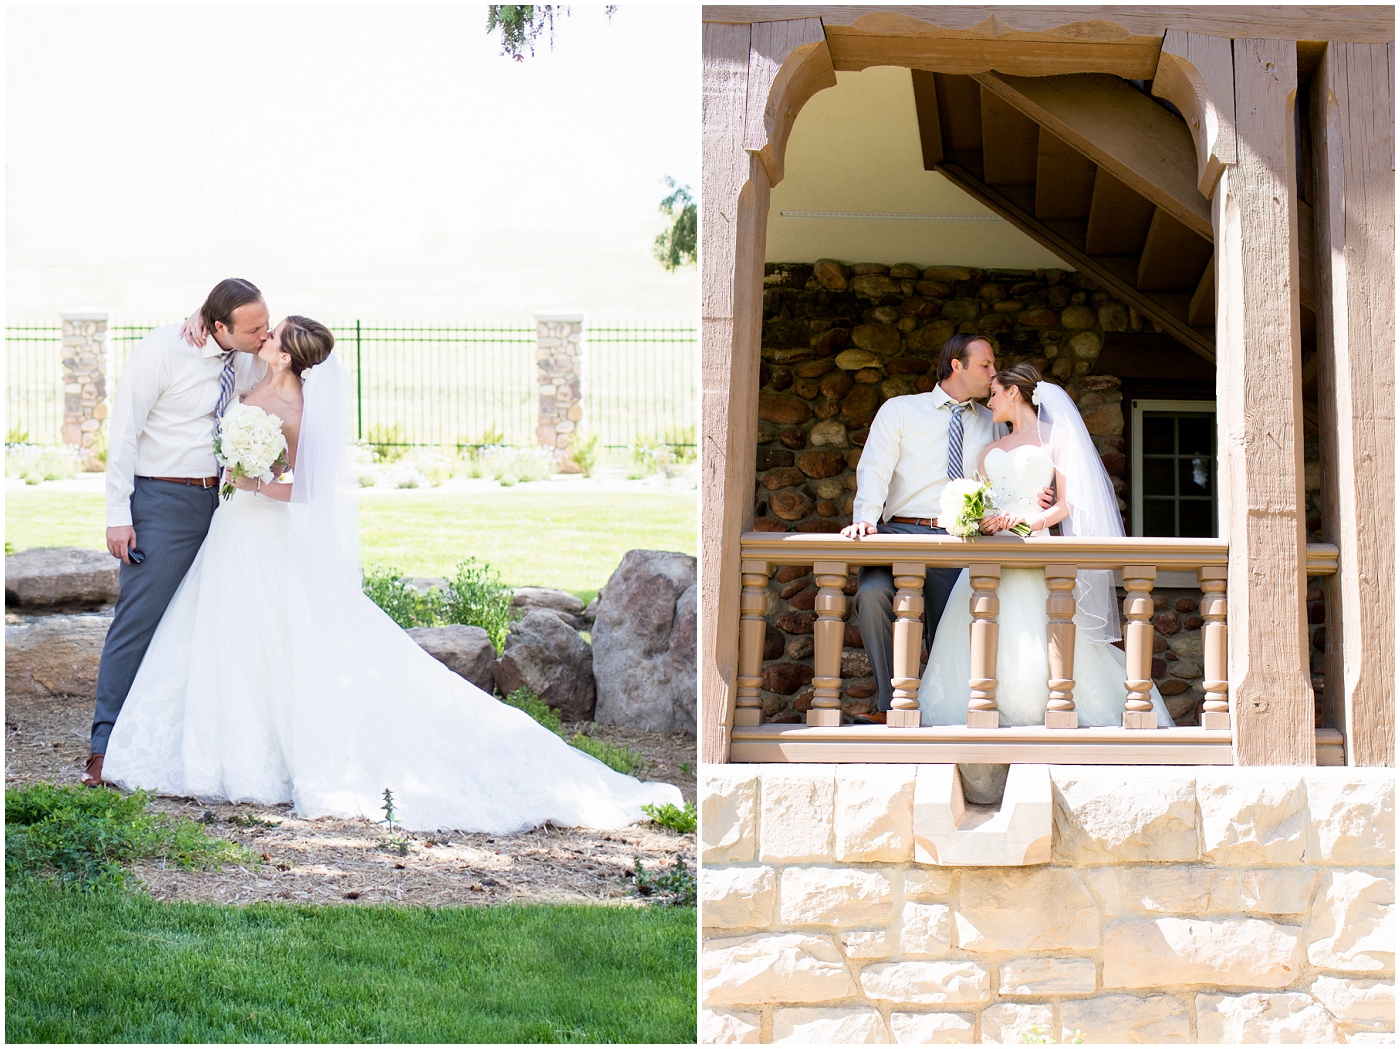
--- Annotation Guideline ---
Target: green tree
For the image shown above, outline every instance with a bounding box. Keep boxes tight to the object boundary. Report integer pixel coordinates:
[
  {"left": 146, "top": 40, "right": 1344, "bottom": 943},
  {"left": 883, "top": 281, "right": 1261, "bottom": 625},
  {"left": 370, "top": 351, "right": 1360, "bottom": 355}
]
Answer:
[
  {"left": 486, "top": 5, "right": 614, "bottom": 62},
  {"left": 653, "top": 177, "right": 696, "bottom": 272}
]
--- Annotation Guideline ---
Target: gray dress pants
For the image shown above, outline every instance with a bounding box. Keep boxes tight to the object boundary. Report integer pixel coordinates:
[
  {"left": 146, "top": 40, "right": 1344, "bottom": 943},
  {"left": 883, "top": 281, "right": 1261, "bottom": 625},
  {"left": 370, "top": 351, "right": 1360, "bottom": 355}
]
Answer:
[
  {"left": 91, "top": 477, "right": 218, "bottom": 753},
  {"left": 854, "top": 519, "right": 1008, "bottom": 806}
]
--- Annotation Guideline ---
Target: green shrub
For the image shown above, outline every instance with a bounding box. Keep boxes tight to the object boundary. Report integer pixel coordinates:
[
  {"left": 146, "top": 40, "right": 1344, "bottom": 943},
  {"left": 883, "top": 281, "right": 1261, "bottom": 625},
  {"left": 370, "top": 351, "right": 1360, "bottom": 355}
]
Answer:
[
  {"left": 569, "top": 732, "right": 648, "bottom": 777},
  {"left": 443, "top": 557, "right": 516, "bottom": 651},
  {"left": 565, "top": 432, "right": 600, "bottom": 477},
  {"left": 641, "top": 802, "right": 696, "bottom": 834},
  {"left": 5, "top": 783, "right": 250, "bottom": 891},
  {"left": 5, "top": 445, "right": 83, "bottom": 485},
  {"left": 7, "top": 424, "right": 30, "bottom": 444},
  {"left": 500, "top": 687, "right": 565, "bottom": 738},
  {"left": 362, "top": 565, "right": 442, "bottom": 628},
  {"left": 365, "top": 423, "right": 410, "bottom": 463},
  {"left": 631, "top": 855, "right": 695, "bottom": 907}
]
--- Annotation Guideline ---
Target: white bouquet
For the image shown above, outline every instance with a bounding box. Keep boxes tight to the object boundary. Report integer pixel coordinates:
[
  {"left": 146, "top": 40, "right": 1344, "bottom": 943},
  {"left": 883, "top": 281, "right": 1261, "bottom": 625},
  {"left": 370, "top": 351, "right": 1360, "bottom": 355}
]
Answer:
[
  {"left": 940, "top": 475, "right": 1033, "bottom": 539},
  {"left": 214, "top": 403, "right": 288, "bottom": 500}
]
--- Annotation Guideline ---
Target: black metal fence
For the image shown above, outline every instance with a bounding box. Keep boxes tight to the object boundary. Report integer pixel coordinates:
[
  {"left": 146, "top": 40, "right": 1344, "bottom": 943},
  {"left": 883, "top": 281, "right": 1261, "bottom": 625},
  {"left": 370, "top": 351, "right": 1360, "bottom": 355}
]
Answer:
[{"left": 6, "top": 321, "right": 696, "bottom": 450}]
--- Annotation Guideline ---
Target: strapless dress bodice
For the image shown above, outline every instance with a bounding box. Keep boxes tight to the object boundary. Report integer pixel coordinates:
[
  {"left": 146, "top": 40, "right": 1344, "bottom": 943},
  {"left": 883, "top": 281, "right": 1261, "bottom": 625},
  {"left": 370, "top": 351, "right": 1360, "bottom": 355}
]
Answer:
[{"left": 984, "top": 444, "right": 1055, "bottom": 517}]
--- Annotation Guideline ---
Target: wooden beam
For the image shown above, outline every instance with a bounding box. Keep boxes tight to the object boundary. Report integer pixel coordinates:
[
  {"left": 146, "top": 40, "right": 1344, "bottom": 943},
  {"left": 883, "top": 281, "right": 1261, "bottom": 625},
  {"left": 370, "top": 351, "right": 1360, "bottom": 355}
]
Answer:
[
  {"left": 980, "top": 88, "right": 1039, "bottom": 186},
  {"left": 1189, "top": 255, "right": 1216, "bottom": 328},
  {"left": 743, "top": 18, "right": 835, "bottom": 186},
  {"left": 700, "top": 22, "right": 770, "bottom": 765},
  {"left": 1311, "top": 40, "right": 1396, "bottom": 766},
  {"left": 1137, "top": 208, "right": 1215, "bottom": 291},
  {"left": 703, "top": 7, "right": 1396, "bottom": 45},
  {"left": 828, "top": 34, "right": 1161, "bottom": 78},
  {"left": 933, "top": 72, "right": 983, "bottom": 158},
  {"left": 1214, "top": 38, "right": 1315, "bottom": 766},
  {"left": 937, "top": 158, "right": 1215, "bottom": 362},
  {"left": 1085, "top": 167, "right": 1156, "bottom": 256},
  {"left": 975, "top": 71, "right": 1212, "bottom": 240},
  {"left": 1036, "top": 127, "right": 1096, "bottom": 221},
  {"left": 1152, "top": 30, "right": 1237, "bottom": 197},
  {"left": 910, "top": 69, "right": 943, "bottom": 167}
]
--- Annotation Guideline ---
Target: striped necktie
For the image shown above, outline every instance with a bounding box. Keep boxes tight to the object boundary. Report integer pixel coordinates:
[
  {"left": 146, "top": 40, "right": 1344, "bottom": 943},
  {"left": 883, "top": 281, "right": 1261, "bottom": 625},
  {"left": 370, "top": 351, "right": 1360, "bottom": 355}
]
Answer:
[
  {"left": 214, "top": 350, "right": 236, "bottom": 419},
  {"left": 947, "top": 402, "right": 967, "bottom": 480}
]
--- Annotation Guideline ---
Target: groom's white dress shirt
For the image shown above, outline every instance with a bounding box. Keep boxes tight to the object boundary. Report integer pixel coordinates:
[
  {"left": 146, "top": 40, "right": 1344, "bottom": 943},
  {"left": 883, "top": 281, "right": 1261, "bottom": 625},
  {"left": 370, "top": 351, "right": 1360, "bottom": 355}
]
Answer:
[
  {"left": 852, "top": 383, "right": 1001, "bottom": 526},
  {"left": 106, "top": 323, "right": 265, "bottom": 527}
]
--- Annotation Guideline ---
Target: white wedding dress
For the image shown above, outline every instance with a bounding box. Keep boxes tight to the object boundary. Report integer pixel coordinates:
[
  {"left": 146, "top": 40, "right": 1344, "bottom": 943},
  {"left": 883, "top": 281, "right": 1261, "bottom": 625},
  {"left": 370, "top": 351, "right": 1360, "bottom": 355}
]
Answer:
[
  {"left": 103, "top": 380, "right": 683, "bottom": 833},
  {"left": 919, "top": 443, "right": 1173, "bottom": 728}
]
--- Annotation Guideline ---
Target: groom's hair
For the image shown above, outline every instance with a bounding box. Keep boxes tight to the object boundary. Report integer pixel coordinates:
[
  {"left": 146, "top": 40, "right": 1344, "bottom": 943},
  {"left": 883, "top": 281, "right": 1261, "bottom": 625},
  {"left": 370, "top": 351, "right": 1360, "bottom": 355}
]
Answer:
[
  {"left": 937, "top": 333, "right": 993, "bottom": 381},
  {"left": 200, "top": 278, "right": 263, "bottom": 333}
]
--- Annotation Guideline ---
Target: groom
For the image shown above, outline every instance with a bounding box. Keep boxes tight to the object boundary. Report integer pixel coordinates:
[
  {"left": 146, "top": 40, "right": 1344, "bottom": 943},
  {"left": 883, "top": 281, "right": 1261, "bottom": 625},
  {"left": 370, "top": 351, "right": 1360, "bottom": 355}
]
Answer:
[
  {"left": 841, "top": 334, "right": 1052, "bottom": 729},
  {"left": 83, "top": 278, "right": 269, "bottom": 786}
]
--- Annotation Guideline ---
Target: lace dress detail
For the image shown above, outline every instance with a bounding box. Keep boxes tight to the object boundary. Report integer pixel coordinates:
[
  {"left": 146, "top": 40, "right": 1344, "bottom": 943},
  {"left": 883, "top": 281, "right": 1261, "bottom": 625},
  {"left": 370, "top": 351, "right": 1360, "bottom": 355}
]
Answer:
[{"left": 918, "top": 444, "right": 1173, "bottom": 728}]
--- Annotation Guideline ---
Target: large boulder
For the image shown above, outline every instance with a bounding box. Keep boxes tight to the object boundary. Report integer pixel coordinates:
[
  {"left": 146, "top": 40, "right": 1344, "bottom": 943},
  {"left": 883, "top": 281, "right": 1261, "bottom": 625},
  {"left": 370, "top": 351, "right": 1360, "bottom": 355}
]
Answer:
[
  {"left": 512, "top": 587, "right": 587, "bottom": 630},
  {"left": 591, "top": 549, "right": 697, "bottom": 734},
  {"left": 492, "top": 609, "right": 596, "bottom": 721},
  {"left": 6, "top": 612, "right": 112, "bottom": 699},
  {"left": 406, "top": 624, "right": 495, "bottom": 694},
  {"left": 6, "top": 547, "right": 119, "bottom": 609}
]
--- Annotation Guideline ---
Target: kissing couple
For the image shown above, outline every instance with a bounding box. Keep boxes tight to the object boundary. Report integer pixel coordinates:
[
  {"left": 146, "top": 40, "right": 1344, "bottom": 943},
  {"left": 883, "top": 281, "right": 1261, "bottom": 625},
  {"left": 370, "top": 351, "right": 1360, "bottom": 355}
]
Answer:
[
  {"left": 841, "top": 333, "right": 1173, "bottom": 742},
  {"left": 84, "top": 278, "right": 681, "bottom": 831}
]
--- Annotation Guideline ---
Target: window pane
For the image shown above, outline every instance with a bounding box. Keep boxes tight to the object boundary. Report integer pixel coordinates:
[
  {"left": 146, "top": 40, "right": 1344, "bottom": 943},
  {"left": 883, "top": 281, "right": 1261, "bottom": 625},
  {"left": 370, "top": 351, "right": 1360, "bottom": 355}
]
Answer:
[
  {"left": 1142, "top": 415, "right": 1174, "bottom": 455},
  {"left": 1178, "top": 415, "right": 1213, "bottom": 456},
  {"left": 1179, "top": 499, "right": 1214, "bottom": 537},
  {"left": 1143, "top": 457, "right": 1175, "bottom": 495},
  {"left": 1179, "top": 456, "right": 1213, "bottom": 495},
  {"left": 1143, "top": 498, "right": 1176, "bottom": 536}
]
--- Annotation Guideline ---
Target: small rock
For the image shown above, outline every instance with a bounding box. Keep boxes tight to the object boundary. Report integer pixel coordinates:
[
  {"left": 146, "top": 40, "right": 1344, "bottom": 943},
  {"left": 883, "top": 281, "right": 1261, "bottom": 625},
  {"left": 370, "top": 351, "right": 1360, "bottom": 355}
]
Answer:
[
  {"left": 406, "top": 624, "right": 496, "bottom": 693},
  {"left": 808, "top": 420, "right": 848, "bottom": 448},
  {"left": 492, "top": 609, "right": 596, "bottom": 721},
  {"left": 812, "top": 259, "right": 848, "bottom": 291},
  {"left": 835, "top": 348, "right": 881, "bottom": 371},
  {"left": 511, "top": 587, "right": 586, "bottom": 630}
]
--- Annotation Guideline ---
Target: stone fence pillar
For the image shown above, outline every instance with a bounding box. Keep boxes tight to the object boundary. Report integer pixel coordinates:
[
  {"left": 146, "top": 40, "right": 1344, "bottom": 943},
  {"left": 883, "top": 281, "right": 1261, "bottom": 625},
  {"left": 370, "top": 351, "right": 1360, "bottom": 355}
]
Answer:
[
  {"left": 60, "top": 310, "right": 109, "bottom": 469},
  {"left": 534, "top": 310, "right": 584, "bottom": 450}
]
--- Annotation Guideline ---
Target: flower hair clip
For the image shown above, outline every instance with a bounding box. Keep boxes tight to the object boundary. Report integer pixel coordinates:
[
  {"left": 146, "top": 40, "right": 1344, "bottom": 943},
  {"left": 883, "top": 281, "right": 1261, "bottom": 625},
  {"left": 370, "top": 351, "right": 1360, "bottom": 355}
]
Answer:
[{"left": 1031, "top": 382, "right": 1044, "bottom": 407}]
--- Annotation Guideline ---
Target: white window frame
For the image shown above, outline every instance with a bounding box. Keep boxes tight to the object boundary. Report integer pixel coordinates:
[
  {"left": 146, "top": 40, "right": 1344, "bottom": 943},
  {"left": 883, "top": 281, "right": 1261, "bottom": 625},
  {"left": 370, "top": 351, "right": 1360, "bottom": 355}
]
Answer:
[{"left": 1130, "top": 398, "right": 1218, "bottom": 538}]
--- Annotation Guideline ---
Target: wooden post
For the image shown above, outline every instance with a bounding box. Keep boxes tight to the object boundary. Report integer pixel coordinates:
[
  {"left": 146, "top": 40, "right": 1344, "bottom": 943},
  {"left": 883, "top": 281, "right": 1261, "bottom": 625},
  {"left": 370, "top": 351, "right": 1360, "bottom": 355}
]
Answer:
[
  {"left": 698, "top": 18, "right": 832, "bottom": 764},
  {"left": 734, "top": 559, "right": 770, "bottom": 727},
  {"left": 1310, "top": 42, "right": 1396, "bottom": 766},
  {"left": 1044, "top": 564, "right": 1078, "bottom": 729},
  {"left": 1199, "top": 565, "right": 1230, "bottom": 730},
  {"left": 888, "top": 562, "right": 925, "bottom": 728},
  {"left": 967, "top": 563, "right": 1002, "bottom": 728},
  {"left": 809, "top": 560, "right": 847, "bottom": 727},
  {"left": 1122, "top": 565, "right": 1158, "bottom": 729},
  {"left": 1213, "top": 39, "right": 1316, "bottom": 764}
]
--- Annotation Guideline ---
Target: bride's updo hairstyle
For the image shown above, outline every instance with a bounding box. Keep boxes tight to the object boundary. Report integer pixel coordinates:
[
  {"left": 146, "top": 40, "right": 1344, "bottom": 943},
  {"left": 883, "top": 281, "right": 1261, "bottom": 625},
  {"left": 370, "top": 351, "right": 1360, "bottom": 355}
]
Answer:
[
  {"left": 281, "top": 316, "right": 335, "bottom": 378},
  {"left": 995, "top": 361, "right": 1042, "bottom": 406}
]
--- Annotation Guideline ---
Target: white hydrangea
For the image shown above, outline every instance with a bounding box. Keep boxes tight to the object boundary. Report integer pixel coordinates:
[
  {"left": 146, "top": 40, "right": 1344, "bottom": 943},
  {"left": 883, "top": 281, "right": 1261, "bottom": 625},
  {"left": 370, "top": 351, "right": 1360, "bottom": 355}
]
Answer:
[{"left": 214, "top": 404, "right": 287, "bottom": 498}]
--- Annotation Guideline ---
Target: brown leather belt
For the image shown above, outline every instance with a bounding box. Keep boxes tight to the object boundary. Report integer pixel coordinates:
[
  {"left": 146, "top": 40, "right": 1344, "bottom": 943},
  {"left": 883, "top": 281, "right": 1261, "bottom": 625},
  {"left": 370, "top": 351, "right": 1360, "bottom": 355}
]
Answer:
[
  {"left": 140, "top": 475, "right": 220, "bottom": 489},
  {"left": 890, "top": 515, "right": 940, "bottom": 528}
]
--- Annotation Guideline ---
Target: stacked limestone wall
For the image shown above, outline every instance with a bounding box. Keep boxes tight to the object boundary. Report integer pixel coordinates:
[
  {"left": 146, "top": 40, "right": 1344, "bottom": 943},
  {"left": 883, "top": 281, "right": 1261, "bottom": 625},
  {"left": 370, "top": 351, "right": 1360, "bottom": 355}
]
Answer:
[
  {"left": 700, "top": 765, "right": 1394, "bottom": 1045},
  {"left": 753, "top": 261, "right": 1328, "bottom": 728}
]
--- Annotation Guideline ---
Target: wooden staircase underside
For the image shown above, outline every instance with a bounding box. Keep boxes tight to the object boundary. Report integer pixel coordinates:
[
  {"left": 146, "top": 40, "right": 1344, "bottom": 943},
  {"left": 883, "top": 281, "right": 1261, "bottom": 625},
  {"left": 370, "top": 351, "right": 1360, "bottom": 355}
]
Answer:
[{"left": 911, "top": 70, "right": 1318, "bottom": 368}]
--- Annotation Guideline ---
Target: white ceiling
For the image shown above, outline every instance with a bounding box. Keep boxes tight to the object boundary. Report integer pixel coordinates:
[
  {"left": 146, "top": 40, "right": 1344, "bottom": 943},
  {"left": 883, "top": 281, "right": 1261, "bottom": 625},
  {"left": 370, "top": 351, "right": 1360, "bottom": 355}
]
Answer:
[{"left": 767, "top": 66, "right": 1066, "bottom": 271}]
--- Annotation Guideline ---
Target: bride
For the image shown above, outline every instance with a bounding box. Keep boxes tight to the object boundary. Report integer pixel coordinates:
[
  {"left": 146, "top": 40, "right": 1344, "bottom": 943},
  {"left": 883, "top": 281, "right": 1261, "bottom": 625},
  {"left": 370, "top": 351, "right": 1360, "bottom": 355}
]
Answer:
[
  {"left": 102, "top": 315, "right": 683, "bottom": 832},
  {"left": 918, "top": 362, "right": 1173, "bottom": 728}
]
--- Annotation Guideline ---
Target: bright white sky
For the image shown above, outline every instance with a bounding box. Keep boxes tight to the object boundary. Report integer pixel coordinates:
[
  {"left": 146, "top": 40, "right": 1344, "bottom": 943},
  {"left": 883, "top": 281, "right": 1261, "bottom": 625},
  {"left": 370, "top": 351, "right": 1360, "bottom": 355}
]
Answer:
[{"left": 5, "top": 4, "right": 699, "bottom": 325}]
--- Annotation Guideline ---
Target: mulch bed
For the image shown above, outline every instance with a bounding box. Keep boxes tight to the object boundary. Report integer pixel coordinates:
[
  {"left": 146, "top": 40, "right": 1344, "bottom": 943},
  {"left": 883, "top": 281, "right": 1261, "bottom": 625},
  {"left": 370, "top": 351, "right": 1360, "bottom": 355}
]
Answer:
[{"left": 6, "top": 690, "right": 695, "bottom": 908}]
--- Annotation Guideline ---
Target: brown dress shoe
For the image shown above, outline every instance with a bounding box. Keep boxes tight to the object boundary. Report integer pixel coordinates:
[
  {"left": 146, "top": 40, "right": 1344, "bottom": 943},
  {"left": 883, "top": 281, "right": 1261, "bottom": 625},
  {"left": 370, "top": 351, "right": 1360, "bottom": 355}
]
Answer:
[
  {"left": 81, "top": 752, "right": 105, "bottom": 787},
  {"left": 852, "top": 711, "right": 887, "bottom": 725}
]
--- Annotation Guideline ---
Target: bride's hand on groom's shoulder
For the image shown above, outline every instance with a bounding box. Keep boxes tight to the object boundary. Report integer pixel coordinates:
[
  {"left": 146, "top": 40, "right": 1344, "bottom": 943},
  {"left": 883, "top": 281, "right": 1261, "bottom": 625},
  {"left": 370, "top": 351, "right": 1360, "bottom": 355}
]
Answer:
[{"left": 180, "top": 314, "right": 207, "bottom": 348}]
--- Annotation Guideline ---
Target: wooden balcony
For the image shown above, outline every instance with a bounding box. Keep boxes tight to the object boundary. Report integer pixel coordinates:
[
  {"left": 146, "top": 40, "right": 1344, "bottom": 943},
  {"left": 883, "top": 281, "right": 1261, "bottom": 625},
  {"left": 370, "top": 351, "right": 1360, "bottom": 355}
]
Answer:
[{"left": 730, "top": 532, "right": 1343, "bottom": 766}]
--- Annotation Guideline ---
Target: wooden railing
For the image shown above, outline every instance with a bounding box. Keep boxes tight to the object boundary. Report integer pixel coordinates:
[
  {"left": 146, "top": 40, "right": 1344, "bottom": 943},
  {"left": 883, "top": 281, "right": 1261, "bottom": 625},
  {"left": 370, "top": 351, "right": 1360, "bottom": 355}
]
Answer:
[{"left": 731, "top": 534, "right": 1342, "bottom": 765}]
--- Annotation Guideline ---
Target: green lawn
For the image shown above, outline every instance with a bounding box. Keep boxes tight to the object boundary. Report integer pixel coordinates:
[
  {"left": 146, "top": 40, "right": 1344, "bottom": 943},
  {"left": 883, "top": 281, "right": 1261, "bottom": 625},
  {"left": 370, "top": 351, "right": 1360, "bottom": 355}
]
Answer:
[
  {"left": 4, "top": 487, "right": 696, "bottom": 602},
  {"left": 6, "top": 884, "right": 696, "bottom": 1044}
]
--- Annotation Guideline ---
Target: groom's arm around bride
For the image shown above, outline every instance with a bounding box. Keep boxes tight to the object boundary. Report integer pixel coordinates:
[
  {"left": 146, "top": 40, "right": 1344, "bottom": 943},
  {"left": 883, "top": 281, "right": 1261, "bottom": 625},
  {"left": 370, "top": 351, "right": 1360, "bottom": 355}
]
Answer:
[{"left": 84, "top": 279, "right": 268, "bottom": 786}]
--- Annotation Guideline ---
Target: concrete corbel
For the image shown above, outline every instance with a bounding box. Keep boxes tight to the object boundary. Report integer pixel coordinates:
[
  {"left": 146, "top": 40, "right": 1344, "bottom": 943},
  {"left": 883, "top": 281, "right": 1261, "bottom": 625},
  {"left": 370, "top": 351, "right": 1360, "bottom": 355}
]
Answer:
[
  {"left": 1152, "top": 29, "right": 1237, "bottom": 199},
  {"left": 743, "top": 18, "right": 836, "bottom": 187}
]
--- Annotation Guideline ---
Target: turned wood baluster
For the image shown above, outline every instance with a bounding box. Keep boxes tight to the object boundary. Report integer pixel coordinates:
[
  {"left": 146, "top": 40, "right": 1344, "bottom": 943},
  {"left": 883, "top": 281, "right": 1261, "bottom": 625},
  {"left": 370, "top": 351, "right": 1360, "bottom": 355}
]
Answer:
[
  {"left": 1044, "top": 564, "right": 1079, "bottom": 729},
  {"left": 734, "top": 559, "right": 770, "bottom": 727},
  {"left": 967, "top": 563, "right": 1002, "bottom": 728},
  {"left": 808, "top": 560, "right": 848, "bottom": 727},
  {"left": 1122, "top": 565, "right": 1159, "bottom": 729},
  {"left": 888, "top": 562, "right": 925, "bottom": 728},
  {"left": 1198, "top": 566, "right": 1230, "bottom": 730}
]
